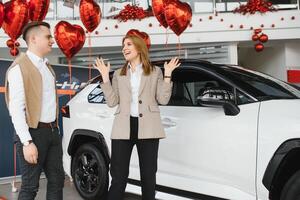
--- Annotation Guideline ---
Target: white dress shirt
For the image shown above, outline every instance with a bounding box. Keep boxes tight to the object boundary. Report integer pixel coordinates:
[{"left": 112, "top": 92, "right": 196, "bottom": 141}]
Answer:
[
  {"left": 7, "top": 51, "right": 56, "bottom": 143},
  {"left": 129, "top": 63, "right": 143, "bottom": 117}
]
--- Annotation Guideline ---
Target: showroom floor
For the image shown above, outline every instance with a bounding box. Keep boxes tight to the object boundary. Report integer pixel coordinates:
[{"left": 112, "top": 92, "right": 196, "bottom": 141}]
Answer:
[
  {"left": 0, "top": 177, "right": 194, "bottom": 200},
  {"left": 0, "top": 177, "right": 141, "bottom": 200}
]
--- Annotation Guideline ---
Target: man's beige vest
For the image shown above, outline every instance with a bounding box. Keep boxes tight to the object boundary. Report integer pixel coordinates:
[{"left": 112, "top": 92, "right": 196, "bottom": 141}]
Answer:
[{"left": 4, "top": 53, "right": 58, "bottom": 128}]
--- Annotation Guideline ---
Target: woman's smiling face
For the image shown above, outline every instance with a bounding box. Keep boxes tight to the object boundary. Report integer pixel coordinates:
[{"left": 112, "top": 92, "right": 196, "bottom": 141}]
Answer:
[{"left": 122, "top": 38, "right": 139, "bottom": 62}]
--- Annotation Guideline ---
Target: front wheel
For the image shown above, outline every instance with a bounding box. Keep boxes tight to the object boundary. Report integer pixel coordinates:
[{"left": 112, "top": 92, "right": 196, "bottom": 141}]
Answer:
[
  {"left": 72, "top": 143, "right": 108, "bottom": 200},
  {"left": 280, "top": 170, "right": 300, "bottom": 200}
]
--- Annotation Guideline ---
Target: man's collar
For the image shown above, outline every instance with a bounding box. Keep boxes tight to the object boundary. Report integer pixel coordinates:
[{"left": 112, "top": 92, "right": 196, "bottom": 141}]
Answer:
[{"left": 26, "top": 50, "right": 48, "bottom": 66}]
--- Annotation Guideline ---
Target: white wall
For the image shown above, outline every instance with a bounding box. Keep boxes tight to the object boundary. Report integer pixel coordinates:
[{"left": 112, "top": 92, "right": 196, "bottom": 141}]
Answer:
[
  {"left": 285, "top": 41, "right": 300, "bottom": 70},
  {"left": 238, "top": 40, "right": 300, "bottom": 82},
  {"left": 238, "top": 45, "right": 287, "bottom": 81}
]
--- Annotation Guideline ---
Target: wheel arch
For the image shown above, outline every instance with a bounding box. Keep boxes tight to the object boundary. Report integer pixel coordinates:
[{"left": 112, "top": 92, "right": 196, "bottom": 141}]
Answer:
[
  {"left": 262, "top": 139, "right": 300, "bottom": 200},
  {"left": 67, "top": 129, "right": 110, "bottom": 166}
]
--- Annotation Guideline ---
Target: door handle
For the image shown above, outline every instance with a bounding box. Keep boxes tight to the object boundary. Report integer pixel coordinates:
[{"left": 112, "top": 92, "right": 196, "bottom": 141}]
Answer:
[{"left": 162, "top": 117, "right": 176, "bottom": 128}]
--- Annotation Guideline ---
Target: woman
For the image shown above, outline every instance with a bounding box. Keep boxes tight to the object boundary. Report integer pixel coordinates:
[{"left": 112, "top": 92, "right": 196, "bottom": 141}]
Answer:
[{"left": 94, "top": 34, "right": 180, "bottom": 200}]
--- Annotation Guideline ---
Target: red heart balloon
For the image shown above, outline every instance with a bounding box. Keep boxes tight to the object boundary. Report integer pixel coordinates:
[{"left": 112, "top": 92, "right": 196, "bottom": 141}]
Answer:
[
  {"left": 54, "top": 21, "right": 86, "bottom": 59},
  {"left": 2, "top": 0, "right": 29, "bottom": 41},
  {"left": 164, "top": 0, "right": 192, "bottom": 36},
  {"left": 27, "top": 0, "right": 50, "bottom": 21},
  {"left": 126, "top": 29, "right": 151, "bottom": 49},
  {"left": 152, "top": 0, "right": 168, "bottom": 28},
  {"left": 255, "top": 43, "right": 264, "bottom": 52},
  {"left": 259, "top": 34, "right": 268, "bottom": 43},
  {"left": 0, "top": 2, "right": 4, "bottom": 28},
  {"left": 80, "top": 0, "right": 101, "bottom": 32}
]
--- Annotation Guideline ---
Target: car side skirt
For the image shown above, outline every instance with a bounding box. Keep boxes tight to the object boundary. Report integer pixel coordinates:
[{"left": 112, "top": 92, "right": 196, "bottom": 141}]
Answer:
[{"left": 128, "top": 178, "right": 228, "bottom": 200}]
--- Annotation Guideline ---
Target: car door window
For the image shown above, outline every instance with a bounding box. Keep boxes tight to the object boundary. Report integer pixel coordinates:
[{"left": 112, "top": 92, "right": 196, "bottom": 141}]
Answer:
[{"left": 167, "top": 68, "right": 235, "bottom": 106}]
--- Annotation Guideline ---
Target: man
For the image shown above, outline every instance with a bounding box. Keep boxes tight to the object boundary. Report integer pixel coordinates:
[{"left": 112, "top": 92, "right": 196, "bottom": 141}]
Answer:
[{"left": 4, "top": 21, "right": 64, "bottom": 200}]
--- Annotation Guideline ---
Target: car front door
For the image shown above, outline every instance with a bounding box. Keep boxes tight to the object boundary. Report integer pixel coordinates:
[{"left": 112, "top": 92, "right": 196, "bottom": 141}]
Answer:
[{"left": 157, "top": 66, "right": 259, "bottom": 200}]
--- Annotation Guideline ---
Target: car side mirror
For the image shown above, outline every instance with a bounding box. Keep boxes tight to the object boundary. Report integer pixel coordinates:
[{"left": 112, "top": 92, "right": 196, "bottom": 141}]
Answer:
[{"left": 197, "top": 87, "right": 240, "bottom": 116}]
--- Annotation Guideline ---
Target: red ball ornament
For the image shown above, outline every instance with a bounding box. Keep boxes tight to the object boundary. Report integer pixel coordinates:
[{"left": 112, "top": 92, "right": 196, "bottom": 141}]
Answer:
[
  {"left": 199, "top": 18, "right": 202, "bottom": 22},
  {"left": 240, "top": 24, "right": 244, "bottom": 29},
  {"left": 6, "top": 39, "right": 14, "bottom": 48},
  {"left": 271, "top": 24, "right": 275, "bottom": 28},
  {"left": 291, "top": 16, "right": 295, "bottom": 20},
  {"left": 209, "top": 16, "right": 213, "bottom": 20},
  {"left": 254, "top": 28, "right": 262, "bottom": 34},
  {"left": 259, "top": 34, "right": 268, "bottom": 43},
  {"left": 115, "top": 24, "right": 118, "bottom": 29},
  {"left": 252, "top": 34, "right": 259, "bottom": 41},
  {"left": 230, "top": 24, "right": 233, "bottom": 28},
  {"left": 255, "top": 43, "right": 264, "bottom": 52},
  {"left": 260, "top": 24, "right": 264, "bottom": 28},
  {"left": 95, "top": 31, "right": 99, "bottom": 35},
  {"left": 105, "top": 27, "right": 108, "bottom": 30},
  {"left": 281, "top": 17, "right": 284, "bottom": 21},
  {"left": 14, "top": 41, "right": 20, "bottom": 47},
  {"left": 149, "top": 23, "right": 152, "bottom": 27},
  {"left": 10, "top": 47, "right": 19, "bottom": 56}
]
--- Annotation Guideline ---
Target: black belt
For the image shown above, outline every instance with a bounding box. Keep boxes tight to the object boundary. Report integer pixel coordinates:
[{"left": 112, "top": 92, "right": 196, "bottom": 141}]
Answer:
[{"left": 38, "top": 121, "right": 57, "bottom": 129}]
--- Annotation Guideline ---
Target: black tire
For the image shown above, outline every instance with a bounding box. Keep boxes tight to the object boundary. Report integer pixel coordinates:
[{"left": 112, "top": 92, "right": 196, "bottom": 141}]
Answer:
[
  {"left": 280, "top": 170, "right": 300, "bottom": 200},
  {"left": 72, "top": 143, "right": 108, "bottom": 200}
]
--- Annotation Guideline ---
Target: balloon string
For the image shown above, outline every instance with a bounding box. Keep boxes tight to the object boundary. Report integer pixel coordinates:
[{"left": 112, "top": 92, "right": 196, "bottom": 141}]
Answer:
[
  {"left": 68, "top": 59, "right": 72, "bottom": 84},
  {"left": 68, "top": 59, "right": 72, "bottom": 99},
  {"left": 177, "top": 36, "right": 181, "bottom": 58},
  {"left": 165, "top": 28, "right": 169, "bottom": 48},
  {"left": 88, "top": 33, "right": 92, "bottom": 80}
]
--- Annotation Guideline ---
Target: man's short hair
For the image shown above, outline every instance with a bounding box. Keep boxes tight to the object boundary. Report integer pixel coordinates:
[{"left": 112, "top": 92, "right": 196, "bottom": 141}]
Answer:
[{"left": 22, "top": 21, "right": 50, "bottom": 41}]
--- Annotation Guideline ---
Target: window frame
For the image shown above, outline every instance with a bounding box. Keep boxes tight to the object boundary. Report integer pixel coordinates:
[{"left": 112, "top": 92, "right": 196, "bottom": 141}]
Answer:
[{"left": 160, "top": 65, "right": 256, "bottom": 106}]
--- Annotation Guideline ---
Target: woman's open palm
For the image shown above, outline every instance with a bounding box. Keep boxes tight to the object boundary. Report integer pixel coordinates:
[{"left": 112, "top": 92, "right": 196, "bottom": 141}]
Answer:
[
  {"left": 94, "top": 57, "right": 110, "bottom": 78},
  {"left": 164, "top": 57, "right": 181, "bottom": 75}
]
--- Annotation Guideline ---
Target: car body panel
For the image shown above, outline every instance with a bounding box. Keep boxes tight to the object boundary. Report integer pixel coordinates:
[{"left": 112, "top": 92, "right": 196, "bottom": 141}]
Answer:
[{"left": 256, "top": 100, "right": 300, "bottom": 199}]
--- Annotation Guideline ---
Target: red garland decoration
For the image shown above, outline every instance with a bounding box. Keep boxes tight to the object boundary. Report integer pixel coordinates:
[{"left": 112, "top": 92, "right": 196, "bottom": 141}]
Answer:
[
  {"left": 234, "top": 0, "right": 277, "bottom": 15},
  {"left": 114, "top": 4, "right": 153, "bottom": 22}
]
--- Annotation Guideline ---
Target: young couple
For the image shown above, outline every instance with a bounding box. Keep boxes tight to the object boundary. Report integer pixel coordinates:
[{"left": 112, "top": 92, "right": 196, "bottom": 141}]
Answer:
[{"left": 6, "top": 21, "right": 180, "bottom": 200}]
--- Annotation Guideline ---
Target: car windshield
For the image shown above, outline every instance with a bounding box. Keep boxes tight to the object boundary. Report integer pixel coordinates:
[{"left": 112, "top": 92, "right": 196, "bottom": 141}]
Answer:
[{"left": 217, "top": 65, "right": 300, "bottom": 100}]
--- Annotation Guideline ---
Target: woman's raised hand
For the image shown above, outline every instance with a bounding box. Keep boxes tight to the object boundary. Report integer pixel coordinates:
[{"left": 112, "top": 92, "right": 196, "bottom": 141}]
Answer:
[
  {"left": 94, "top": 57, "right": 110, "bottom": 83},
  {"left": 164, "top": 57, "right": 181, "bottom": 76}
]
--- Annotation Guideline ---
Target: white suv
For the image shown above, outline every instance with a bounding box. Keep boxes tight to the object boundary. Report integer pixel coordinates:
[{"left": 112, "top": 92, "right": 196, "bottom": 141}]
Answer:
[{"left": 62, "top": 59, "right": 300, "bottom": 200}]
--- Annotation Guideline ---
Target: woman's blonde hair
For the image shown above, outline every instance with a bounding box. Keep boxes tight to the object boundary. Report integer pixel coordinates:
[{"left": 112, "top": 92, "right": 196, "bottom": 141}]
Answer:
[{"left": 120, "top": 35, "right": 153, "bottom": 76}]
